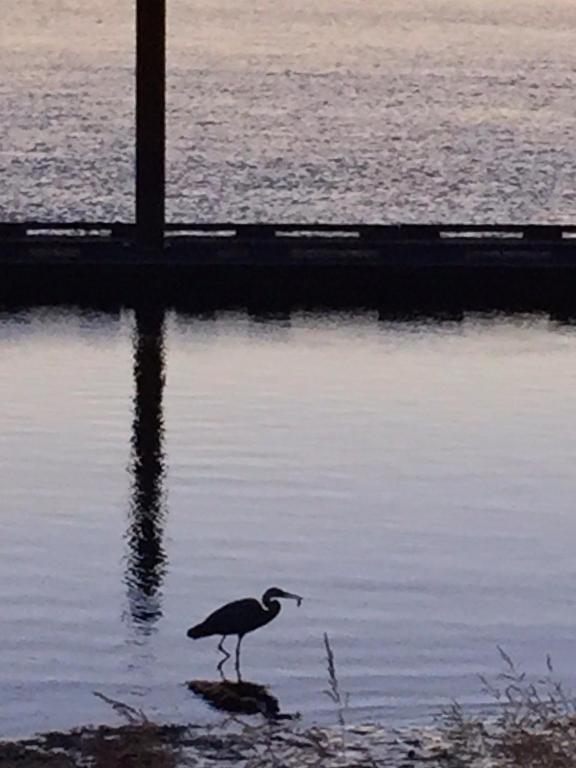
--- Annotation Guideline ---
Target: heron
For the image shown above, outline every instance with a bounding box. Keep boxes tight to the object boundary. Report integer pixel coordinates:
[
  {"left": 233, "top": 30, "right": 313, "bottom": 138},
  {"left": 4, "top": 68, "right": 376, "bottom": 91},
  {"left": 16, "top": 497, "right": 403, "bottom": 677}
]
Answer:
[{"left": 187, "top": 587, "right": 302, "bottom": 677}]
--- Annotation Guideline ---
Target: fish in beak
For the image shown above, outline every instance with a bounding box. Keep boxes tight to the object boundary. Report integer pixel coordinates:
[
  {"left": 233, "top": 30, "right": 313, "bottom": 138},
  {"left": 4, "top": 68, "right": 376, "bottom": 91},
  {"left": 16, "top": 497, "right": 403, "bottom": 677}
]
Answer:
[{"left": 280, "top": 590, "right": 303, "bottom": 607}]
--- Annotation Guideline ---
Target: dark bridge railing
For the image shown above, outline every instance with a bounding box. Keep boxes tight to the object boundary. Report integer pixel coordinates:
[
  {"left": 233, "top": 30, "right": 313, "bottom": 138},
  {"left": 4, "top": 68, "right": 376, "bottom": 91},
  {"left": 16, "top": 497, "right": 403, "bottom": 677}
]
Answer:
[{"left": 1, "top": 222, "right": 576, "bottom": 243}]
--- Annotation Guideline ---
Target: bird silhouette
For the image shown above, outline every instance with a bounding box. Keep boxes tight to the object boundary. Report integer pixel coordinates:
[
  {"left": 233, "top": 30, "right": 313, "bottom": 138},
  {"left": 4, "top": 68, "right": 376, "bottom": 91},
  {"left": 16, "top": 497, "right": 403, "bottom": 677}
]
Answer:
[{"left": 187, "top": 587, "right": 302, "bottom": 677}]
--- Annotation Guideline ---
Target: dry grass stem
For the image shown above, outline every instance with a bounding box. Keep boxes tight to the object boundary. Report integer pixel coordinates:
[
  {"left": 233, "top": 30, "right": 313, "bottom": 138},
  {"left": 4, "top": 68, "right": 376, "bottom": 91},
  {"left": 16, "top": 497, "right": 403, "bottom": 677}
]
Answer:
[{"left": 322, "top": 632, "right": 349, "bottom": 729}]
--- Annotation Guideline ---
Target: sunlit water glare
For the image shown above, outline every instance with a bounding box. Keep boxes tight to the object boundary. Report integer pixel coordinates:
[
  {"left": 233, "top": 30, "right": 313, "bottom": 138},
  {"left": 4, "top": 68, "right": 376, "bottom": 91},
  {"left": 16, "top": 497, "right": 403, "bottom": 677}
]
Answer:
[{"left": 2, "top": 0, "right": 576, "bottom": 222}]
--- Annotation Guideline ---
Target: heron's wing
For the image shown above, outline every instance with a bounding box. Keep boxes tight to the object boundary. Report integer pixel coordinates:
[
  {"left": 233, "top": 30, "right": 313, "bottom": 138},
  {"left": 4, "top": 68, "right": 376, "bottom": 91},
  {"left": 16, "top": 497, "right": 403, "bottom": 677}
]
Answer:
[{"left": 198, "top": 598, "right": 266, "bottom": 636}]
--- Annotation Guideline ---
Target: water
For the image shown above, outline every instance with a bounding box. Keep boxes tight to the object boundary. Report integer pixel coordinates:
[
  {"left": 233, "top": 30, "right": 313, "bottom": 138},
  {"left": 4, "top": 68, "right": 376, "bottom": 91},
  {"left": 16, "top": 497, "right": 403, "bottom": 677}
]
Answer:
[
  {"left": 2, "top": 0, "right": 576, "bottom": 222},
  {"left": 2, "top": 308, "right": 576, "bottom": 737},
  {"left": 3, "top": 0, "right": 576, "bottom": 740}
]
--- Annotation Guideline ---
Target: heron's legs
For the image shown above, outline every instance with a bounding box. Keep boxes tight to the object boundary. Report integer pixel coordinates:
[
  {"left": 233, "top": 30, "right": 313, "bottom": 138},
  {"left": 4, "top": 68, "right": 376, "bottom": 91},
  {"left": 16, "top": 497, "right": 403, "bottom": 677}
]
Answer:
[
  {"left": 217, "top": 636, "right": 231, "bottom": 679},
  {"left": 217, "top": 636, "right": 230, "bottom": 659},
  {"left": 217, "top": 657, "right": 227, "bottom": 680},
  {"left": 235, "top": 635, "right": 243, "bottom": 682}
]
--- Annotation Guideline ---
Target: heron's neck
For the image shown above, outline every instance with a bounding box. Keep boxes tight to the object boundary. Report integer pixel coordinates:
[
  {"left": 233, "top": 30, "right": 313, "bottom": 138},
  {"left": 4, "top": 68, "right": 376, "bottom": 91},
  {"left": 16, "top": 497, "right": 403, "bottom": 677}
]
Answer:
[{"left": 263, "top": 597, "right": 281, "bottom": 617}]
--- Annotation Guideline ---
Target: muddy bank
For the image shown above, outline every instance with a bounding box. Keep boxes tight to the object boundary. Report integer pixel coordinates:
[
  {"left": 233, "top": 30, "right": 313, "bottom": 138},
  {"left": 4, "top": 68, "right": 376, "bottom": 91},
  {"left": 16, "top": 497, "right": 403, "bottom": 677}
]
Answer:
[{"left": 0, "top": 720, "right": 454, "bottom": 768}]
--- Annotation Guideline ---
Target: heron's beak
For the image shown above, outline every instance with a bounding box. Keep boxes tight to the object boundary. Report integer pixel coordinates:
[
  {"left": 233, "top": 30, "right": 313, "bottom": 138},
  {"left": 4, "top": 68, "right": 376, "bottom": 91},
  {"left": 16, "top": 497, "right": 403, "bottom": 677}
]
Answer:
[{"left": 281, "top": 591, "right": 303, "bottom": 607}]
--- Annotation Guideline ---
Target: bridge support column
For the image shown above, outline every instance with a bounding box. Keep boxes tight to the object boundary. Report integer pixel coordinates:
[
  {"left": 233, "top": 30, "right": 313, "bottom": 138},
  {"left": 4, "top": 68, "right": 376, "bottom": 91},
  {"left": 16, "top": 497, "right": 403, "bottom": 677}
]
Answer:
[{"left": 136, "top": 0, "right": 166, "bottom": 249}]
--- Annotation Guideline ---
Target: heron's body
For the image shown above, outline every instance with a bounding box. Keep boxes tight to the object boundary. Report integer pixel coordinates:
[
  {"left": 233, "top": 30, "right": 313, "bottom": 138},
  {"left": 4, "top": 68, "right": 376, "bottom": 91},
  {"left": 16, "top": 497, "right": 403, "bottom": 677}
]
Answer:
[
  {"left": 187, "top": 587, "right": 302, "bottom": 677},
  {"left": 187, "top": 597, "right": 280, "bottom": 639}
]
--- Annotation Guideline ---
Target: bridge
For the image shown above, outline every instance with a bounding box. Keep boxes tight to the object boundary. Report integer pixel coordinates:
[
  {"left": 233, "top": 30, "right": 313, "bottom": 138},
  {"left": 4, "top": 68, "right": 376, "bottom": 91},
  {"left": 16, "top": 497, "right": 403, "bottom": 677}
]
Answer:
[{"left": 2, "top": 1, "right": 576, "bottom": 310}]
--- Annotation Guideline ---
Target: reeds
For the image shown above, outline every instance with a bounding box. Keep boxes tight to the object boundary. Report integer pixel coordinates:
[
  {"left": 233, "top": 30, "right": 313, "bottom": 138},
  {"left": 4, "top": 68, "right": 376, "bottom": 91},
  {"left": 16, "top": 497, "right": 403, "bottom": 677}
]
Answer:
[
  {"left": 441, "top": 647, "right": 576, "bottom": 767},
  {"left": 322, "top": 631, "right": 349, "bottom": 728}
]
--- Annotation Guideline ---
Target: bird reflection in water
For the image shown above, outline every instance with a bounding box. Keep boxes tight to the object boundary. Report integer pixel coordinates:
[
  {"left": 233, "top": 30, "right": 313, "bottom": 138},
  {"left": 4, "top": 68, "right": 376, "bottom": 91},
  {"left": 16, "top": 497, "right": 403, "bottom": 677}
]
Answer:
[
  {"left": 125, "top": 306, "right": 168, "bottom": 632},
  {"left": 187, "top": 680, "right": 297, "bottom": 721}
]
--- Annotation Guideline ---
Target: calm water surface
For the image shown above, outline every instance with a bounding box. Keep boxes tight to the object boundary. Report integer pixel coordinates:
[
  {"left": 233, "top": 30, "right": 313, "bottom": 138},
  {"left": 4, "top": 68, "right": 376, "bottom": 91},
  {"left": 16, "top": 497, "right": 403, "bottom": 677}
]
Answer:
[
  {"left": 4, "top": 0, "right": 576, "bottom": 740},
  {"left": 1, "top": 308, "right": 576, "bottom": 737},
  {"left": 2, "top": 0, "right": 576, "bottom": 221}
]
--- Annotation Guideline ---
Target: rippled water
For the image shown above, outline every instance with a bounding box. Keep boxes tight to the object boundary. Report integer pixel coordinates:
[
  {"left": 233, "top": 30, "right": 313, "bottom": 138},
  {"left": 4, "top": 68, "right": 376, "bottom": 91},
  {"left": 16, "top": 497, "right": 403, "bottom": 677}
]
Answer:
[
  {"left": 3, "top": 0, "right": 576, "bottom": 740},
  {"left": 2, "top": 0, "right": 576, "bottom": 222},
  {"left": 2, "top": 308, "right": 576, "bottom": 737}
]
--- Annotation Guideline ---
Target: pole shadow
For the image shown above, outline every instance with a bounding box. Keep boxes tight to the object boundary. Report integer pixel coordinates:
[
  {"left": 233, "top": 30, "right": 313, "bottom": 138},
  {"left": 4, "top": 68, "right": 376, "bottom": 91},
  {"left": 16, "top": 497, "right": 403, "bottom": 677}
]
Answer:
[{"left": 125, "top": 305, "right": 168, "bottom": 632}]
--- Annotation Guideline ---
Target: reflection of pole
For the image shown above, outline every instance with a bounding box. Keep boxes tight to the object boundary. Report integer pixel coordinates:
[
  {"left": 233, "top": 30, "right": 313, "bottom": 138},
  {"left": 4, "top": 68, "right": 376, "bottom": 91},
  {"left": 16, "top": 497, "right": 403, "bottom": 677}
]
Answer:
[
  {"left": 126, "top": 306, "right": 167, "bottom": 630},
  {"left": 136, "top": 0, "right": 166, "bottom": 248}
]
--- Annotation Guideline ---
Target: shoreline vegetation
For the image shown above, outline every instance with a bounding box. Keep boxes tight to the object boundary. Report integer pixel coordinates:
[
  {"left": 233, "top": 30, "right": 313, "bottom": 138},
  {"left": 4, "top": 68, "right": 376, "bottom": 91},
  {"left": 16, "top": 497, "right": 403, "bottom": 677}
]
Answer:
[
  {"left": 0, "top": 719, "right": 451, "bottom": 768},
  {"left": 2, "top": 643, "right": 576, "bottom": 767}
]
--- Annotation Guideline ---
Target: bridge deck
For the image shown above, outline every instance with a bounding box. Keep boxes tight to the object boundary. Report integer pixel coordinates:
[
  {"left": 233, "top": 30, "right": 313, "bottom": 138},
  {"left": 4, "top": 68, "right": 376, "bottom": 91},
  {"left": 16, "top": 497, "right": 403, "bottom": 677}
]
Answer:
[
  {"left": 3, "top": 223, "right": 576, "bottom": 310},
  {"left": 1, "top": 222, "right": 576, "bottom": 267}
]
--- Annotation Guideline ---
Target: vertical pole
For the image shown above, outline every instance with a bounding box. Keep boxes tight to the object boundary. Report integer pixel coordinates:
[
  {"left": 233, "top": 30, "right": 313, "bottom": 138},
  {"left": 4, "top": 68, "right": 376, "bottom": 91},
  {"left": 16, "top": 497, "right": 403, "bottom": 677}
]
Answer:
[{"left": 136, "top": 0, "right": 166, "bottom": 248}]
